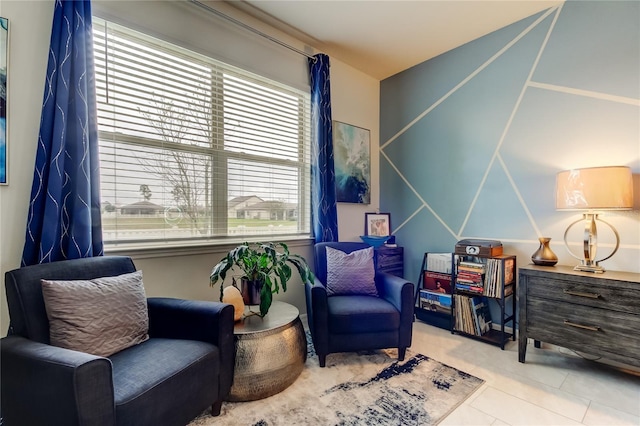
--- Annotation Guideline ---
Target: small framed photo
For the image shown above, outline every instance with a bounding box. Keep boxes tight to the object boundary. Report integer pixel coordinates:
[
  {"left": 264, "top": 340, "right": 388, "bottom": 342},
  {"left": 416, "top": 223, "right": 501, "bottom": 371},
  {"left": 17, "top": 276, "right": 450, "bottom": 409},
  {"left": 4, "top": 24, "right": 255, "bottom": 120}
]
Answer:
[{"left": 365, "top": 212, "right": 391, "bottom": 237}]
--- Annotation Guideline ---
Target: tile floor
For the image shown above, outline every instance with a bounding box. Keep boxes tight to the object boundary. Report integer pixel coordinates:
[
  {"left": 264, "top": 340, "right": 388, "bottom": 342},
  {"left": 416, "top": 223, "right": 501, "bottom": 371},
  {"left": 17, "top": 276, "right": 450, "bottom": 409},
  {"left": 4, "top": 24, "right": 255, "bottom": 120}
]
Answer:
[{"left": 409, "top": 321, "right": 640, "bottom": 426}]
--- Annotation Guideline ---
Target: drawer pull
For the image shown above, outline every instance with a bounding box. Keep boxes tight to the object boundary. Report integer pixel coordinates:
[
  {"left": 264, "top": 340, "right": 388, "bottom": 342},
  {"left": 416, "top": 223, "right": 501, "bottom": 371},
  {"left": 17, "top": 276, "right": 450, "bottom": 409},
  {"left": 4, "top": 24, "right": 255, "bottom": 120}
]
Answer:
[
  {"left": 563, "top": 320, "right": 600, "bottom": 332},
  {"left": 563, "top": 289, "right": 601, "bottom": 299}
]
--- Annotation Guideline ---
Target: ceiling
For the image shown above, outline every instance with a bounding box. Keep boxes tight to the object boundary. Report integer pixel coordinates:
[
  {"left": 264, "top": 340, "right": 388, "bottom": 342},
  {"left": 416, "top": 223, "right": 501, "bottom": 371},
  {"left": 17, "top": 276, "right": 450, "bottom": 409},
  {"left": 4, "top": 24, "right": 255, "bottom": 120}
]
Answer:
[{"left": 228, "top": 0, "right": 562, "bottom": 80}]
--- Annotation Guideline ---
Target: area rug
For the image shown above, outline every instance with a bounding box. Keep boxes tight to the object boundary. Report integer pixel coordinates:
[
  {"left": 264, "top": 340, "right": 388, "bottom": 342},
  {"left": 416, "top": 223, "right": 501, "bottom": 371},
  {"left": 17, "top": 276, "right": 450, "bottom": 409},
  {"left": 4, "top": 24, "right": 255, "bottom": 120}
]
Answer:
[{"left": 190, "top": 336, "right": 484, "bottom": 425}]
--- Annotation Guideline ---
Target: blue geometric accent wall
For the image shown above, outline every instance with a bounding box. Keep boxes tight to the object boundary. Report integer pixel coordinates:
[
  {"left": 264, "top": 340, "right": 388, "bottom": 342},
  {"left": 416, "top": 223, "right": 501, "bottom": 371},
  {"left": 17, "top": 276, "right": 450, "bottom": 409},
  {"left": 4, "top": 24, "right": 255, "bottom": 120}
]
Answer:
[{"left": 380, "top": 1, "right": 640, "bottom": 285}]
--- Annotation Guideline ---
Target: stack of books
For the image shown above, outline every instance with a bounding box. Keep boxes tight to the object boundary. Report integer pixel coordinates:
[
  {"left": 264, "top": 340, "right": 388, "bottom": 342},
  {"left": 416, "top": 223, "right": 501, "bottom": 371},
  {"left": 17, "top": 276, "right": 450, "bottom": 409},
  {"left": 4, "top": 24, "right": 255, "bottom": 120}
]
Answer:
[{"left": 455, "top": 260, "right": 485, "bottom": 294}]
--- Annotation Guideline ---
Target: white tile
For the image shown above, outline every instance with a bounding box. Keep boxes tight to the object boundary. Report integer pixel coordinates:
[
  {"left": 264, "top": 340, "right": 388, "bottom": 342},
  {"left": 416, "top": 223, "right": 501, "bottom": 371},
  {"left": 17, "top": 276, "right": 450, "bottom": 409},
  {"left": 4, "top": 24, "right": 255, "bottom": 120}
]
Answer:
[
  {"left": 560, "top": 368, "right": 640, "bottom": 417},
  {"left": 439, "top": 401, "right": 496, "bottom": 426},
  {"left": 410, "top": 322, "right": 485, "bottom": 375},
  {"left": 443, "top": 338, "right": 572, "bottom": 389},
  {"left": 462, "top": 383, "right": 490, "bottom": 406},
  {"left": 471, "top": 366, "right": 590, "bottom": 421},
  {"left": 469, "top": 386, "right": 583, "bottom": 426},
  {"left": 583, "top": 401, "right": 640, "bottom": 426},
  {"left": 491, "top": 419, "right": 511, "bottom": 426}
]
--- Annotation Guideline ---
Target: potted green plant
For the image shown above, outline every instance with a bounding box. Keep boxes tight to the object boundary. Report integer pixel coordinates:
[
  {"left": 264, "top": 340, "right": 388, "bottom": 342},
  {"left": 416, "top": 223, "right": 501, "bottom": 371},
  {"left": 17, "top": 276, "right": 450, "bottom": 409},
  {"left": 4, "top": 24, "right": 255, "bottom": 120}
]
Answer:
[{"left": 210, "top": 241, "right": 314, "bottom": 317}]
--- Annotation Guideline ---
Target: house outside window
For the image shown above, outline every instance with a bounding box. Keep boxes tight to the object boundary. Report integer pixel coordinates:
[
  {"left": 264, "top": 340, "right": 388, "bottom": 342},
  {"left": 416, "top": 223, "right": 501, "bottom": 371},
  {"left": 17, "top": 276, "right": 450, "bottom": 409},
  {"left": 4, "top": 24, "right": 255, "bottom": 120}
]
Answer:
[{"left": 93, "top": 18, "right": 312, "bottom": 245}]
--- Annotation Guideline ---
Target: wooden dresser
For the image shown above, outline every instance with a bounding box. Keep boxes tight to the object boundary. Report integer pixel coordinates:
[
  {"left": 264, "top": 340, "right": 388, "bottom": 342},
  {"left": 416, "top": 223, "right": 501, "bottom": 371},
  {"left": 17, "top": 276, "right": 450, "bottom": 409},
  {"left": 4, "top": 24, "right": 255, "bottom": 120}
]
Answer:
[{"left": 518, "top": 265, "right": 640, "bottom": 368}]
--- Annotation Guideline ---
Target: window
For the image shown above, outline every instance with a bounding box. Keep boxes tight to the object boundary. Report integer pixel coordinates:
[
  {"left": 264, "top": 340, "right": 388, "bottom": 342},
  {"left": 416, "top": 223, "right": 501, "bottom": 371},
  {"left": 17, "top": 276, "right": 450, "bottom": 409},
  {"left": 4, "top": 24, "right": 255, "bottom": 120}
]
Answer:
[{"left": 93, "top": 18, "right": 312, "bottom": 245}]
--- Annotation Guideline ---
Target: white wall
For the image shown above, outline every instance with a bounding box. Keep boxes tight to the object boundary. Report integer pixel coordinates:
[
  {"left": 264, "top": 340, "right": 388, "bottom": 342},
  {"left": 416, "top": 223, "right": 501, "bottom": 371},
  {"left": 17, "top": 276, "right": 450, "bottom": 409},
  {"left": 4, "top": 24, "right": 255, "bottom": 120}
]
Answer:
[
  {"left": 0, "top": 0, "right": 380, "bottom": 333},
  {"left": 0, "top": 1, "right": 55, "bottom": 333},
  {"left": 331, "top": 61, "right": 381, "bottom": 242}
]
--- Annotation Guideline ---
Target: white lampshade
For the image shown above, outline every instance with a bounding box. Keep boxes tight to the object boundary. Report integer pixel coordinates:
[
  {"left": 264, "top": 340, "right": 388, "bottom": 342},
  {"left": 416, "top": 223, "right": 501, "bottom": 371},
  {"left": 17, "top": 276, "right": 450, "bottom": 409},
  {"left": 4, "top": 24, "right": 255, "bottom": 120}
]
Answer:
[{"left": 556, "top": 166, "right": 633, "bottom": 210}]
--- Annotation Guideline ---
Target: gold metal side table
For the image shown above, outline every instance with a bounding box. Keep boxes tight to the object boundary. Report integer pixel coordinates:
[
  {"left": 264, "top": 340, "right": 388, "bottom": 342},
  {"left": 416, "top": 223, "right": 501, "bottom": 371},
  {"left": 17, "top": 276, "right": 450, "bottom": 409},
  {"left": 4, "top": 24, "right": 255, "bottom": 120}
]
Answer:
[{"left": 227, "top": 301, "right": 307, "bottom": 401}]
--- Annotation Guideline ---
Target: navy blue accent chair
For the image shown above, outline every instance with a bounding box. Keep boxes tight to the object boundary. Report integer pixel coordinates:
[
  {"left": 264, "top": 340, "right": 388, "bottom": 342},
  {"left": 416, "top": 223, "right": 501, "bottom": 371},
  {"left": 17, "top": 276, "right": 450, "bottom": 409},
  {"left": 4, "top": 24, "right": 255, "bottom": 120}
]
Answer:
[
  {"left": 1, "top": 256, "right": 235, "bottom": 426},
  {"left": 306, "top": 242, "right": 414, "bottom": 367}
]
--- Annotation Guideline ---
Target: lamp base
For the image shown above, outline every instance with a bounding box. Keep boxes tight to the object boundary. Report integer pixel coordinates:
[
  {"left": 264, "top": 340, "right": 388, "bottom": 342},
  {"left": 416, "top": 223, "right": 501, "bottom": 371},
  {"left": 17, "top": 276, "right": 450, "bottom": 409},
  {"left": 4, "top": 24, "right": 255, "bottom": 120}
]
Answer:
[
  {"left": 573, "top": 264, "right": 605, "bottom": 274},
  {"left": 563, "top": 212, "right": 620, "bottom": 275}
]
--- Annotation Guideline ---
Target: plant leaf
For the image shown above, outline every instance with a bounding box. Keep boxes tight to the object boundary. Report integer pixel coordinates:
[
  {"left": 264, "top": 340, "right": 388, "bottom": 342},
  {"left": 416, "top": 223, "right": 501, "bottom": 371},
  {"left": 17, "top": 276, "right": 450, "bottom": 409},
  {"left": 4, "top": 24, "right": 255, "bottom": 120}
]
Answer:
[{"left": 260, "top": 280, "right": 272, "bottom": 317}]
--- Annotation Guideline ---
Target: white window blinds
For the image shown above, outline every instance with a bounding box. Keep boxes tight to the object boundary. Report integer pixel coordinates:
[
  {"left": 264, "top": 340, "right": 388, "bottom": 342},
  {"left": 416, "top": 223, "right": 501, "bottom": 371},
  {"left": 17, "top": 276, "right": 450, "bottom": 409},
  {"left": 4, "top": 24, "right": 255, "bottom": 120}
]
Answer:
[{"left": 93, "top": 18, "right": 312, "bottom": 244}]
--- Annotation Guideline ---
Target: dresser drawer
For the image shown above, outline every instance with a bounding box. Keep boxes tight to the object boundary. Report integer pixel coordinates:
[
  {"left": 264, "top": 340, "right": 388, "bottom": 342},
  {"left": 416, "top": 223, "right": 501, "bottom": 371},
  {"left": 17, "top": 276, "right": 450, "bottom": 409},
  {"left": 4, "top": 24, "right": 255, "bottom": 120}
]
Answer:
[
  {"left": 526, "top": 275, "right": 640, "bottom": 315},
  {"left": 526, "top": 297, "right": 640, "bottom": 361},
  {"left": 375, "top": 247, "right": 403, "bottom": 268}
]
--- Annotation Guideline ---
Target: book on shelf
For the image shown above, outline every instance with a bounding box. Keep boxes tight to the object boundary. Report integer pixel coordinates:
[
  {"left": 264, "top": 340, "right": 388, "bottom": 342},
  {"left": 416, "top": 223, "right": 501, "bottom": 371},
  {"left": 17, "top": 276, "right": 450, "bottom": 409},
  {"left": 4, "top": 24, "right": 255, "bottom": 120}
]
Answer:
[
  {"left": 455, "top": 283, "right": 484, "bottom": 294},
  {"left": 470, "top": 296, "right": 492, "bottom": 336},
  {"left": 456, "top": 272, "right": 484, "bottom": 284},
  {"left": 504, "top": 257, "right": 515, "bottom": 284},
  {"left": 423, "top": 270, "right": 452, "bottom": 294},
  {"left": 426, "top": 253, "right": 453, "bottom": 274},
  {"left": 419, "top": 289, "right": 451, "bottom": 315},
  {"left": 457, "top": 261, "right": 486, "bottom": 273},
  {"left": 453, "top": 294, "right": 493, "bottom": 336},
  {"left": 453, "top": 294, "right": 474, "bottom": 335},
  {"left": 456, "top": 268, "right": 484, "bottom": 278}
]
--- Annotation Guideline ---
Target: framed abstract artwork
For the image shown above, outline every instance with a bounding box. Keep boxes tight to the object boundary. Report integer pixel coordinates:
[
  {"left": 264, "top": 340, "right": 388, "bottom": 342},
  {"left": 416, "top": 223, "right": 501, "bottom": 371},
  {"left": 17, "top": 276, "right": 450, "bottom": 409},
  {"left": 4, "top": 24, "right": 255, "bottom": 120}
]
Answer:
[
  {"left": 364, "top": 212, "right": 391, "bottom": 237},
  {"left": 332, "top": 121, "right": 370, "bottom": 203},
  {"left": 0, "top": 16, "right": 7, "bottom": 185}
]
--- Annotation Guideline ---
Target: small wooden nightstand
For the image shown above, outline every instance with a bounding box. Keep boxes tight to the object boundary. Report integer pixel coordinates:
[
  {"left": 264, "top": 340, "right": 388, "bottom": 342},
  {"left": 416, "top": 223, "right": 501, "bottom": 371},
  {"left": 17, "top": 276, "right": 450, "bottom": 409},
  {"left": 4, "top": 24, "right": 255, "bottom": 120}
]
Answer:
[
  {"left": 518, "top": 264, "right": 640, "bottom": 368},
  {"left": 374, "top": 246, "right": 404, "bottom": 278}
]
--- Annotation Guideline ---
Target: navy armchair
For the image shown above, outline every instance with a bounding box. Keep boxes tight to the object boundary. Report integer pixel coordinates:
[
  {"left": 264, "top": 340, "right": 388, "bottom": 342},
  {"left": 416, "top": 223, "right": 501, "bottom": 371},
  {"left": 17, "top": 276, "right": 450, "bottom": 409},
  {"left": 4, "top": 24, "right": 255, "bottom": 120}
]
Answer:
[
  {"left": 305, "top": 242, "right": 414, "bottom": 367},
  {"left": 1, "top": 256, "right": 235, "bottom": 426}
]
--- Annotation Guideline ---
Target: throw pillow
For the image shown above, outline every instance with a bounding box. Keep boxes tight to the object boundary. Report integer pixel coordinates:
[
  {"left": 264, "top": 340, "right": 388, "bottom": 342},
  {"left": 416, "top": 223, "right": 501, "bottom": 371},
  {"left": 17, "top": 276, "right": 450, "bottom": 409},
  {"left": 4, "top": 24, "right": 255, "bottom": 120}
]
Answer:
[
  {"left": 41, "top": 270, "right": 149, "bottom": 357},
  {"left": 325, "top": 246, "right": 378, "bottom": 296}
]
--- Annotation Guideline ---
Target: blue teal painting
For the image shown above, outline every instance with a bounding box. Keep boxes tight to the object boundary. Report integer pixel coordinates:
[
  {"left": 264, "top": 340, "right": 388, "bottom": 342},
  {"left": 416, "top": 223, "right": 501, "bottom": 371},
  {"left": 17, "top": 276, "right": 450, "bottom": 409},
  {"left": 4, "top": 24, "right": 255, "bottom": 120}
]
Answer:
[
  {"left": 333, "top": 121, "right": 370, "bottom": 204},
  {"left": 0, "top": 17, "right": 7, "bottom": 184}
]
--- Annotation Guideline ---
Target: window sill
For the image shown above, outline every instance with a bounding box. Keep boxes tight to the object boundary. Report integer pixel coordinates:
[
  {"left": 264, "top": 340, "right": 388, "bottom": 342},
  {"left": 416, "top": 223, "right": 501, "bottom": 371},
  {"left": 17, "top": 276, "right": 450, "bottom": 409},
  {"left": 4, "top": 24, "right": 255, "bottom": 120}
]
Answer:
[{"left": 104, "top": 236, "right": 315, "bottom": 259}]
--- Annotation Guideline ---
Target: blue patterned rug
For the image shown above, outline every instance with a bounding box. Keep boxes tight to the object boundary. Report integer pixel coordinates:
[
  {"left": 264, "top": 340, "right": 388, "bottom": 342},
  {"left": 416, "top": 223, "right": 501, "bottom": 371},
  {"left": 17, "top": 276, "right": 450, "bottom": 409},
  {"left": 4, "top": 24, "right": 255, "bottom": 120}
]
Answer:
[{"left": 191, "top": 333, "right": 484, "bottom": 425}]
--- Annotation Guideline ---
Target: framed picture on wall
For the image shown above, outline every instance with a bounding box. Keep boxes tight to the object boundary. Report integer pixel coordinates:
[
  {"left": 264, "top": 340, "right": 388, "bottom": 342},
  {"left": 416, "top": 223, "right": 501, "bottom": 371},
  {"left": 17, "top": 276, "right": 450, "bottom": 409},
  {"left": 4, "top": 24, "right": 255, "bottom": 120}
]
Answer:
[
  {"left": 364, "top": 212, "right": 391, "bottom": 237},
  {"left": 1, "top": 16, "right": 8, "bottom": 185},
  {"left": 332, "top": 121, "right": 370, "bottom": 204}
]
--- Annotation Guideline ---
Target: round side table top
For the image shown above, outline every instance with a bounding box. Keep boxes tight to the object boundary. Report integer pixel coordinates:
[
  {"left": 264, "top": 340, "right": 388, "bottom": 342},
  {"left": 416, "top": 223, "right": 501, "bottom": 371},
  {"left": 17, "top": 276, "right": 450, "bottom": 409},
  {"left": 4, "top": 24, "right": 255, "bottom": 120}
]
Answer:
[{"left": 234, "top": 301, "right": 300, "bottom": 335}]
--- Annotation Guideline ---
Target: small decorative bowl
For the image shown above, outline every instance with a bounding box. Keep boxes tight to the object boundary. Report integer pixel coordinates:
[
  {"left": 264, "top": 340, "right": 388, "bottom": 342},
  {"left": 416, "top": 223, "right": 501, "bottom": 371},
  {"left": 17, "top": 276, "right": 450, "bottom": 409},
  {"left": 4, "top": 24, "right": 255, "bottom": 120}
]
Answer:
[{"left": 360, "top": 235, "right": 390, "bottom": 248}]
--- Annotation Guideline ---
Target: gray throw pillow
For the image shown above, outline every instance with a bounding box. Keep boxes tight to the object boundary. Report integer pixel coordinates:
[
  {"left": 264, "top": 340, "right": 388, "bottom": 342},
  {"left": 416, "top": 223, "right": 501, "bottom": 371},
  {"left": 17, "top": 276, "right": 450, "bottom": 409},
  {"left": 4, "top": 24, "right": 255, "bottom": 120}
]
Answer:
[
  {"left": 326, "top": 246, "right": 378, "bottom": 296},
  {"left": 41, "top": 270, "right": 149, "bottom": 357}
]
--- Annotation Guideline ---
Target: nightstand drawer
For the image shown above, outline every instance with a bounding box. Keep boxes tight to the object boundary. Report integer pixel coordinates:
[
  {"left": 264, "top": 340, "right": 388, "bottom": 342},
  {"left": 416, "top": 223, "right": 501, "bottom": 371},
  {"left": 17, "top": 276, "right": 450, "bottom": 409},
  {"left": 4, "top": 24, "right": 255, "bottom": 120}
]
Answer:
[
  {"left": 526, "top": 297, "right": 640, "bottom": 360},
  {"left": 526, "top": 275, "right": 640, "bottom": 314},
  {"left": 375, "top": 247, "right": 403, "bottom": 269}
]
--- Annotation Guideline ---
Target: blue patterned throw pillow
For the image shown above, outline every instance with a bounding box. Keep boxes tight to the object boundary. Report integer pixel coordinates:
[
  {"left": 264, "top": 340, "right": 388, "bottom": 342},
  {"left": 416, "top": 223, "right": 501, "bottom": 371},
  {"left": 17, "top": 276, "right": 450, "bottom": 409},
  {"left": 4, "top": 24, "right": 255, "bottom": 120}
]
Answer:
[{"left": 325, "top": 246, "right": 378, "bottom": 296}]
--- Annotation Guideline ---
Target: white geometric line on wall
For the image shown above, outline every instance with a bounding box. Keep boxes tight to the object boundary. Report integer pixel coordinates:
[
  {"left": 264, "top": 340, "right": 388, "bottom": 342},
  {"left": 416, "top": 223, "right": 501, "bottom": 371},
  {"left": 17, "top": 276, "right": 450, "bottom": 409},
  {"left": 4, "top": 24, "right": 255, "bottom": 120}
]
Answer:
[
  {"left": 394, "top": 205, "right": 426, "bottom": 236},
  {"left": 459, "top": 157, "right": 540, "bottom": 241},
  {"left": 380, "top": 6, "right": 558, "bottom": 150},
  {"left": 380, "top": 6, "right": 558, "bottom": 242},
  {"left": 529, "top": 81, "right": 640, "bottom": 106},
  {"left": 456, "top": 155, "right": 544, "bottom": 240},
  {"left": 379, "top": 150, "right": 458, "bottom": 239},
  {"left": 458, "top": 6, "right": 562, "bottom": 238},
  {"left": 496, "top": 154, "right": 542, "bottom": 237}
]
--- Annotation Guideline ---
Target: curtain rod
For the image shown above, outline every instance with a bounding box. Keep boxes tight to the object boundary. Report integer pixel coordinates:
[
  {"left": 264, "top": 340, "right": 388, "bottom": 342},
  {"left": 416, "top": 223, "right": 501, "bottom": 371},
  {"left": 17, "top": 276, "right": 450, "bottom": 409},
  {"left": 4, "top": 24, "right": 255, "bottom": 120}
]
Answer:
[{"left": 188, "top": 0, "right": 316, "bottom": 61}]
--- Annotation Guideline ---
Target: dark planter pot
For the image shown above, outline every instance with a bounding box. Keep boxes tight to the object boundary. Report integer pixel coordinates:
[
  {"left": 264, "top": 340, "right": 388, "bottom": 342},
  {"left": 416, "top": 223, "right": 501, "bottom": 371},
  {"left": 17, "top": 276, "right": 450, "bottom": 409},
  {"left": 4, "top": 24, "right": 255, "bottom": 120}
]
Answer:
[{"left": 241, "top": 278, "right": 263, "bottom": 306}]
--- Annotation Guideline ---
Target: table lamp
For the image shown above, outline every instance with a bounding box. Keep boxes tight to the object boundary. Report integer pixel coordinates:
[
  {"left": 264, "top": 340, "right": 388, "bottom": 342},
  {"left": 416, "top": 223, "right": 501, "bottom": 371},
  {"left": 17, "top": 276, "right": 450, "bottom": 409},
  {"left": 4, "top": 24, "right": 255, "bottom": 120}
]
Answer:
[{"left": 555, "top": 166, "right": 634, "bottom": 273}]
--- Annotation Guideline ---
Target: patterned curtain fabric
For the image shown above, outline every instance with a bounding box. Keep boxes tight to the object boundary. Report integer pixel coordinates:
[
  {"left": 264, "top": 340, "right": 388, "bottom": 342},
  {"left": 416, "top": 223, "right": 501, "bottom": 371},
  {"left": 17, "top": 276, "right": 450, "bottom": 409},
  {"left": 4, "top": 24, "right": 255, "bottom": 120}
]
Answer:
[
  {"left": 22, "top": 0, "right": 103, "bottom": 266},
  {"left": 309, "top": 54, "right": 338, "bottom": 243}
]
